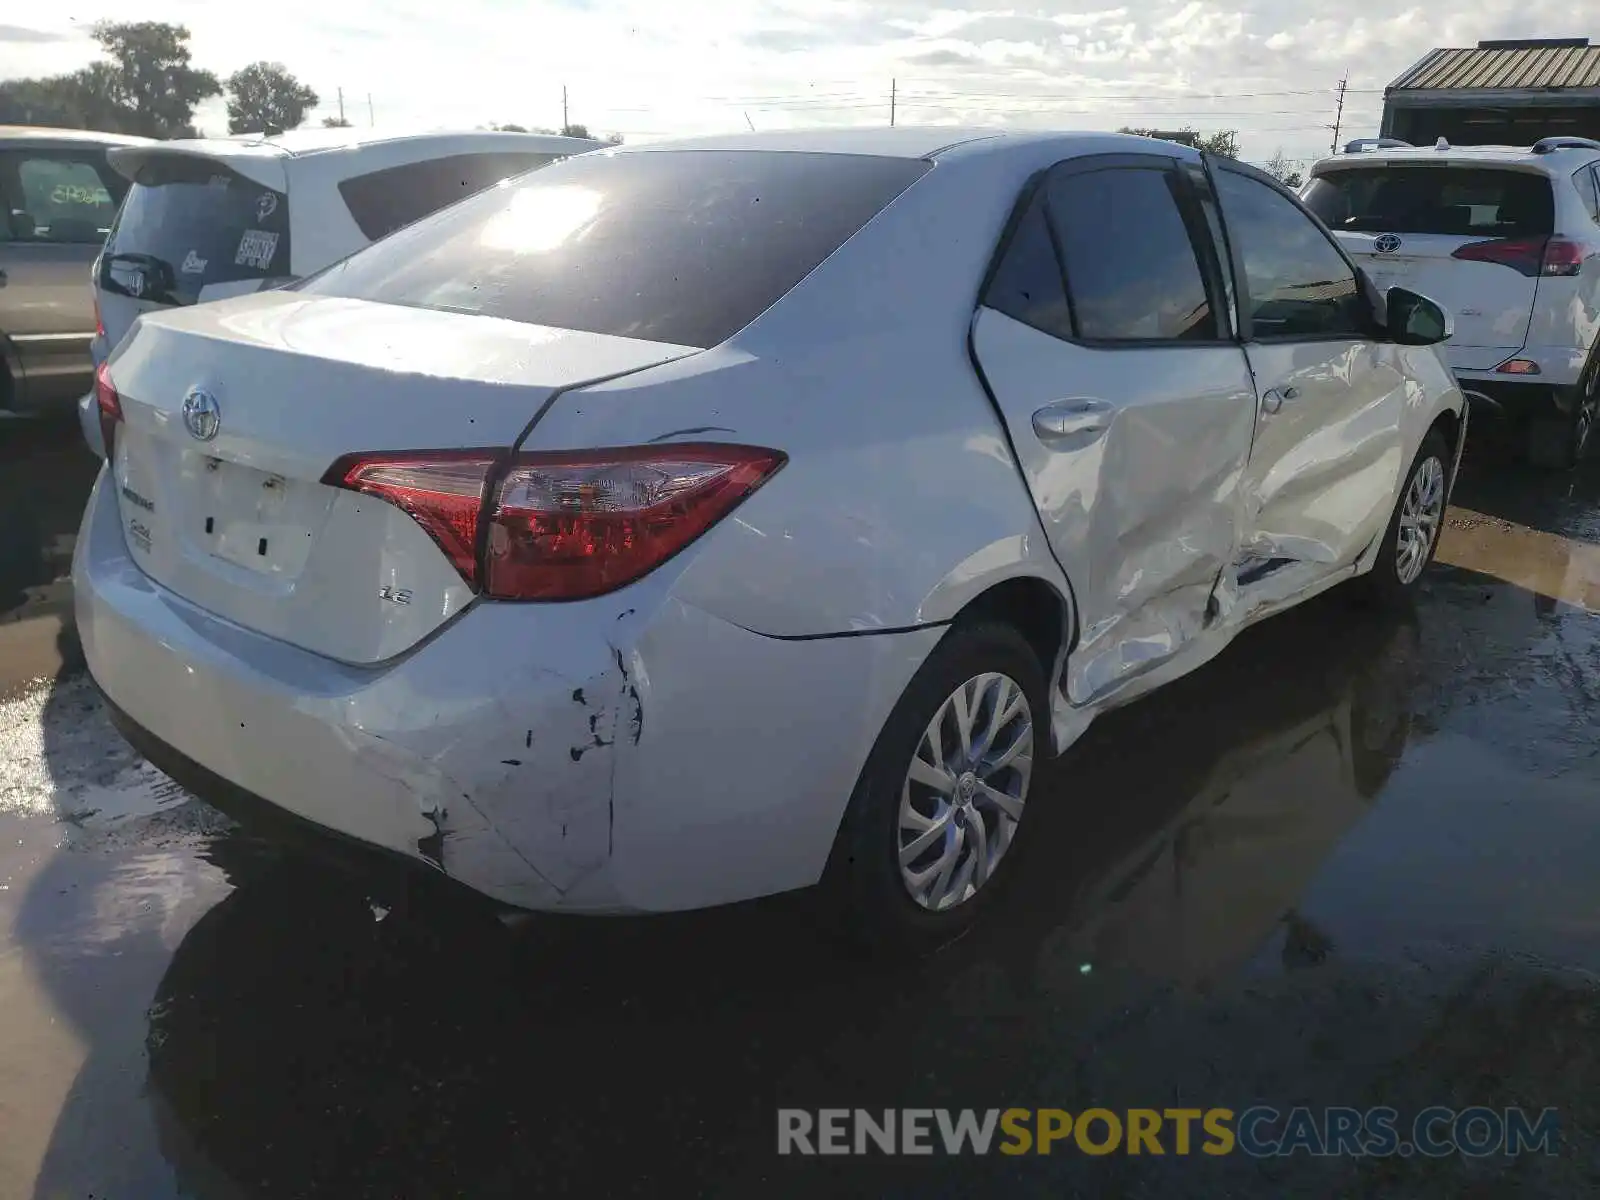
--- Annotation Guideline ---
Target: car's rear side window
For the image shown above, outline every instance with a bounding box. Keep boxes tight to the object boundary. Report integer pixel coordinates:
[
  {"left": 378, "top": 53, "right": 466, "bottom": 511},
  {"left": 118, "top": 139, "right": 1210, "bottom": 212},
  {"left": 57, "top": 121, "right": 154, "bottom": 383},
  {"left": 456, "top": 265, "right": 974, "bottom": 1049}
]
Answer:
[
  {"left": 984, "top": 193, "right": 1074, "bottom": 341},
  {"left": 4, "top": 151, "right": 126, "bottom": 244},
  {"left": 337, "top": 151, "right": 563, "bottom": 241},
  {"left": 300, "top": 149, "right": 931, "bottom": 348},
  {"left": 1575, "top": 165, "right": 1600, "bottom": 224},
  {"left": 1303, "top": 166, "right": 1555, "bottom": 237},
  {"left": 103, "top": 157, "right": 291, "bottom": 305}
]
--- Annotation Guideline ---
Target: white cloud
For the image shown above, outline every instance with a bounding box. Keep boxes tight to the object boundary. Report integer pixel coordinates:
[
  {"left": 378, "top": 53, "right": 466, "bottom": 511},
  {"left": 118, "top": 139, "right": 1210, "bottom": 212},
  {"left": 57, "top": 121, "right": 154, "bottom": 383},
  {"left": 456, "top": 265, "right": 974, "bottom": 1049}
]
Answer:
[{"left": 0, "top": 2, "right": 1587, "bottom": 165}]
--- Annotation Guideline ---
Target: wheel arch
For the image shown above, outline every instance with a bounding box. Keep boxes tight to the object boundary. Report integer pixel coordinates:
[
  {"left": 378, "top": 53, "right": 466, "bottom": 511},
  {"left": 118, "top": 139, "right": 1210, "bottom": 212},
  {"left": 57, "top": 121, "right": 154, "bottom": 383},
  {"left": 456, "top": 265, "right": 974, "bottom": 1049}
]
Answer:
[{"left": 948, "top": 572, "right": 1077, "bottom": 714}]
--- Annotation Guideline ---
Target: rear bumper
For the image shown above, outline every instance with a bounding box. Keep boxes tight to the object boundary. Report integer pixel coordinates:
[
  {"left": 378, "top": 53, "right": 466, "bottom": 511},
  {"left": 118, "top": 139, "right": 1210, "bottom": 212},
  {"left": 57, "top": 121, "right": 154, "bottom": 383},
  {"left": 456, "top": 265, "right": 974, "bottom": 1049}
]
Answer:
[
  {"left": 102, "top": 691, "right": 500, "bottom": 913},
  {"left": 77, "top": 390, "right": 105, "bottom": 457},
  {"left": 1453, "top": 343, "right": 1586, "bottom": 403},
  {"left": 72, "top": 467, "right": 939, "bottom": 913},
  {"left": 1450, "top": 376, "right": 1574, "bottom": 419}
]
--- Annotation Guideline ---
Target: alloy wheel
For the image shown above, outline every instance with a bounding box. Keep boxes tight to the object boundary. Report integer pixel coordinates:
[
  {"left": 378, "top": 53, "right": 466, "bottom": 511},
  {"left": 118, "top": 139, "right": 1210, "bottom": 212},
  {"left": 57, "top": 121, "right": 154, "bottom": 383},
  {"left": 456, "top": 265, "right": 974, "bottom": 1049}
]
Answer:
[
  {"left": 897, "top": 672, "right": 1033, "bottom": 911},
  {"left": 1396, "top": 455, "right": 1446, "bottom": 585}
]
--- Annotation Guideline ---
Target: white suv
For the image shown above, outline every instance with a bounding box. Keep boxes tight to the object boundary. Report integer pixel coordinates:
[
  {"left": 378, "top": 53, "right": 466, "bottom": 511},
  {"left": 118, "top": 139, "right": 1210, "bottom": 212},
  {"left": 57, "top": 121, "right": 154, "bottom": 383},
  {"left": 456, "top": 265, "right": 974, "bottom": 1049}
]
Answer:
[
  {"left": 80, "top": 127, "right": 601, "bottom": 455},
  {"left": 1304, "top": 136, "right": 1600, "bottom": 467}
]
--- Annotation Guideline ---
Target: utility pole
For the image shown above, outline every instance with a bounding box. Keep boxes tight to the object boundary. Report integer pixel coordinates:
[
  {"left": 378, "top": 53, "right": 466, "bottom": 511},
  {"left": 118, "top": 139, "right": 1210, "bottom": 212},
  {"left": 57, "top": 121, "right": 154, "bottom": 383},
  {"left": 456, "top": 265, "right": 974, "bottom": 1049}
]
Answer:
[
  {"left": 890, "top": 78, "right": 896, "bottom": 127},
  {"left": 368, "top": 93, "right": 374, "bottom": 126},
  {"left": 337, "top": 86, "right": 346, "bottom": 125},
  {"left": 1328, "top": 74, "right": 1347, "bottom": 154},
  {"left": 562, "top": 85, "right": 569, "bottom": 133}
]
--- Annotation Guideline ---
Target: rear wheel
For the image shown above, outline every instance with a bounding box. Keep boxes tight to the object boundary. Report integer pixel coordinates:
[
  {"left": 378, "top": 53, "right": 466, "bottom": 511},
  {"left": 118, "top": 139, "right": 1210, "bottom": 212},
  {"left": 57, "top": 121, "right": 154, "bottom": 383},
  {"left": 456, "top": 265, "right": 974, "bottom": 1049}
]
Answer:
[
  {"left": 826, "top": 620, "right": 1046, "bottom": 952},
  {"left": 1351, "top": 430, "right": 1450, "bottom": 607},
  {"left": 1527, "top": 369, "right": 1598, "bottom": 470}
]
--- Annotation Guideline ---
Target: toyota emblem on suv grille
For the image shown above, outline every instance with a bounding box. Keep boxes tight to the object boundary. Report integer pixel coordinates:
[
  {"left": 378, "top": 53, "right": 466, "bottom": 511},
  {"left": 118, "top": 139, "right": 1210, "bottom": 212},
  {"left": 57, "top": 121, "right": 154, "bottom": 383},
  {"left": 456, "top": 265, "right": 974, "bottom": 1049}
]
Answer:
[
  {"left": 1374, "top": 233, "right": 1402, "bottom": 254},
  {"left": 182, "top": 388, "right": 221, "bottom": 441}
]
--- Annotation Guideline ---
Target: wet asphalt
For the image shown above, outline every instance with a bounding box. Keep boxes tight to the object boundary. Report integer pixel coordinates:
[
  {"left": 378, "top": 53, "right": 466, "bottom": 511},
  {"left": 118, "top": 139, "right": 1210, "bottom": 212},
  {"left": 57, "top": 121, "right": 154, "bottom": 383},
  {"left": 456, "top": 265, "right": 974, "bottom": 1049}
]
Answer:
[{"left": 3, "top": 413, "right": 1600, "bottom": 1197}]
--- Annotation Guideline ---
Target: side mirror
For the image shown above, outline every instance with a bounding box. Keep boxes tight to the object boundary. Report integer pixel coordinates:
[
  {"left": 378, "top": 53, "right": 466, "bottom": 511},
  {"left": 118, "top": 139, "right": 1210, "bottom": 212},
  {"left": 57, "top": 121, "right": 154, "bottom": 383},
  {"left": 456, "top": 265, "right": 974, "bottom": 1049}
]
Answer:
[{"left": 1385, "top": 287, "right": 1452, "bottom": 346}]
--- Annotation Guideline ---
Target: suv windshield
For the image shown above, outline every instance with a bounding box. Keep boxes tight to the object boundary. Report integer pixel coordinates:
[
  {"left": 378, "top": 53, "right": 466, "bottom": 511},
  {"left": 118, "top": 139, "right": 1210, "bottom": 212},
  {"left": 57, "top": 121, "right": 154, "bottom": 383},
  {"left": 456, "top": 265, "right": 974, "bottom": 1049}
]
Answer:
[
  {"left": 1303, "top": 166, "right": 1554, "bottom": 237},
  {"left": 299, "top": 149, "right": 930, "bottom": 348},
  {"left": 101, "top": 156, "right": 291, "bottom": 306}
]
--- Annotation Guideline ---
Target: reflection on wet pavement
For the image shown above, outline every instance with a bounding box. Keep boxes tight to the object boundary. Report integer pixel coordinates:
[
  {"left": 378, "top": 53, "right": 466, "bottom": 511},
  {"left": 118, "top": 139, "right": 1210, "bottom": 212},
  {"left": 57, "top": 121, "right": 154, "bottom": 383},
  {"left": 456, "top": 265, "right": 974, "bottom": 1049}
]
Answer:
[{"left": 1, "top": 430, "right": 1600, "bottom": 1196}]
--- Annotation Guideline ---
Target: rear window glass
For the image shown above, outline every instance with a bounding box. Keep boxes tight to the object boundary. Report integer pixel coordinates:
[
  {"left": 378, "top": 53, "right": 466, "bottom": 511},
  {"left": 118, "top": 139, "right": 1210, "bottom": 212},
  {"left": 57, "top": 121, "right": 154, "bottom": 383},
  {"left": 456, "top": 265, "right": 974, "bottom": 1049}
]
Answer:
[
  {"left": 1303, "top": 166, "right": 1554, "bottom": 237},
  {"left": 338, "top": 152, "right": 562, "bottom": 241},
  {"left": 102, "top": 157, "right": 291, "bottom": 306},
  {"left": 298, "top": 149, "right": 931, "bottom": 348}
]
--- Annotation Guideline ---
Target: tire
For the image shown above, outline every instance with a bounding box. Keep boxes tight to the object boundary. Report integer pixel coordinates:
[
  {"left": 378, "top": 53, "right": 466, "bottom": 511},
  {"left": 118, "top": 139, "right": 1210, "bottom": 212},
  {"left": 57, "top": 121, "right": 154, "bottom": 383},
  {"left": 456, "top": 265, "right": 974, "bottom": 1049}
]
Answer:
[
  {"left": 1350, "top": 430, "right": 1451, "bottom": 607},
  {"left": 1526, "top": 366, "right": 1599, "bottom": 470},
  {"left": 824, "top": 619, "right": 1048, "bottom": 953}
]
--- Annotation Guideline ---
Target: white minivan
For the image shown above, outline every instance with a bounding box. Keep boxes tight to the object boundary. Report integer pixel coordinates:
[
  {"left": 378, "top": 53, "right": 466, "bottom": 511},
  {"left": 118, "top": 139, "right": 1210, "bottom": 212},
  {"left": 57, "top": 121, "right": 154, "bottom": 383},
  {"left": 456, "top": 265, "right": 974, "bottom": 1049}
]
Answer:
[{"left": 81, "top": 127, "right": 601, "bottom": 454}]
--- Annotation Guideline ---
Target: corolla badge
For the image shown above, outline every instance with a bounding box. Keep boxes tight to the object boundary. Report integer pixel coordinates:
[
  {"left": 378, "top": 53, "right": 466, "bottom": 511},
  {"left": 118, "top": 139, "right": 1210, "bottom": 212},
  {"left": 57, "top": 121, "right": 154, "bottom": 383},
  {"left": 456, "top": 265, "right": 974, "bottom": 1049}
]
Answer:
[
  {"left": 1374, "top": 233, "right": 1402, "bottom": 254},
  {"left": 181, "top": 387, "right": 221, "bottom": 441}
]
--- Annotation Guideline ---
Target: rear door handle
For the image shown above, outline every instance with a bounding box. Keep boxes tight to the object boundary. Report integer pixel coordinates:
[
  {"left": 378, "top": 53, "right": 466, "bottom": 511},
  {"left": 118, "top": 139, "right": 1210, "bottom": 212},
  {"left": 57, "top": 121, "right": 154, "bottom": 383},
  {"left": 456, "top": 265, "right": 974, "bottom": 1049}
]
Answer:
[
  {"left": 1032, "top": 398, "right": 1114, "bottom": 444},
  {"left": 1261, "top": 385, "right": 1299, "bottom": 414}
]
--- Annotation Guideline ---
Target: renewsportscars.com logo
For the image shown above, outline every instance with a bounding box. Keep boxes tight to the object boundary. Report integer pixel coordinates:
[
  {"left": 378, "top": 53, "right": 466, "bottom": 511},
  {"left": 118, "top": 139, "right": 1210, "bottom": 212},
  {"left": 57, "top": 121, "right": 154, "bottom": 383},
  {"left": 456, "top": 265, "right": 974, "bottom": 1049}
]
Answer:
[{"left": 777, "top": 1107, "right": 1560, "bottom": 1158}]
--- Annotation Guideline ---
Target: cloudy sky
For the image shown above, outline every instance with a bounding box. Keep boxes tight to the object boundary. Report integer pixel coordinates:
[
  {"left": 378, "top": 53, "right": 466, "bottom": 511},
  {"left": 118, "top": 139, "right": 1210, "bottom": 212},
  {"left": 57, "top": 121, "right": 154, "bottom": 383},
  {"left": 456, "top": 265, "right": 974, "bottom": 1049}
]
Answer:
[{"left": 0, "top": 2, "right": 1585, "bottom": 165}]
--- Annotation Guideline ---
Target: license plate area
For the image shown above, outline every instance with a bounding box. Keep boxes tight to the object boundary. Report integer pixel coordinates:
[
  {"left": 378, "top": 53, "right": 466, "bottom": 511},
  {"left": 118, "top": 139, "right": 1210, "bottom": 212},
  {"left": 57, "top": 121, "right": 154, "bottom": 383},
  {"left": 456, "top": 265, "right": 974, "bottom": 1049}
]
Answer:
[{"left": 191, "top": 456, "right": 331, "bottom": 577}]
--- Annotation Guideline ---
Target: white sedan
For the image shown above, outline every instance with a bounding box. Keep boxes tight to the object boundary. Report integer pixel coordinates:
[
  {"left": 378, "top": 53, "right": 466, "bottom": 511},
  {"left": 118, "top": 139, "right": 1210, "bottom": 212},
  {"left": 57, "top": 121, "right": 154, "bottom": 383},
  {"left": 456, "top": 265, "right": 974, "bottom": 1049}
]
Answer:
[{"left": 73, "top": 128, "right": 1465, "bottom": 948}]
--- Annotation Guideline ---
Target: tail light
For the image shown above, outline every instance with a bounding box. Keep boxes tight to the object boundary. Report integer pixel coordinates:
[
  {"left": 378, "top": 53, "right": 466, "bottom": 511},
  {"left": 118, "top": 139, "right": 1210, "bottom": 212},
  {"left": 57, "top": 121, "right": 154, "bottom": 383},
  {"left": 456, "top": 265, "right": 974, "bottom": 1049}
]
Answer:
[
  {"left": 95, "top": 363, "right": 122, "bottom": 459},
  {"left": 326, "top": 444, "right": 786, "bottom": 600},
  {"left": 1494, "top": 358, "right": 1541, "bottom": 375},
  {"left": 1451, "top": 236, "right": 1588, "bottom": 278},
  {"left": 1539, "top": 238, "right": 1586, "bottom": 277},
  {"left": 334, "top": 454, "right": 494, "bottom": 584}
]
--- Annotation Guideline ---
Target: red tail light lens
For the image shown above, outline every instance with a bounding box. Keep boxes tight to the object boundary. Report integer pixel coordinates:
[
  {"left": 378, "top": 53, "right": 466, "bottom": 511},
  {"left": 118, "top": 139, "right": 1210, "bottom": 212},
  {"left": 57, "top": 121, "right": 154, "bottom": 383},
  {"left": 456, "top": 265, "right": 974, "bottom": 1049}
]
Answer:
[
  {"left": 1451, "top": 236, "right": 1588, "bottom": 278},
  {"left": 485, "top": 444, "right": 786, "bottom": 600},
  {"left": 325, "top": 444, "right": 785, "bottom": 600},
  {"left": 95, "top": 362, "right": 122, "bottom": 458},
  {"left": 1540, "top": 238, "right": 1586, "bottom": 277},
  {"left": 332, "top": 454, "right": 494, "bottom": 585},
  {"left": 1451, "top": 236, "right": 1547, "bottom": 277}
]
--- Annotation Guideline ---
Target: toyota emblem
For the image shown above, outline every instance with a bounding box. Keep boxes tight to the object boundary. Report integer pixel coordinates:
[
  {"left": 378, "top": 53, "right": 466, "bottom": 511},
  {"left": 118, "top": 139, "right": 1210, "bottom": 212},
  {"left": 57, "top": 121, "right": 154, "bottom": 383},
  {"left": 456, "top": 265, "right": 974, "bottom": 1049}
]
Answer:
[
  {"left": 182, "top": 387, "right": 221, "bottom": 441},
  {"left": 1374, "top": 233, "right": 1402, "bottom": 254}
]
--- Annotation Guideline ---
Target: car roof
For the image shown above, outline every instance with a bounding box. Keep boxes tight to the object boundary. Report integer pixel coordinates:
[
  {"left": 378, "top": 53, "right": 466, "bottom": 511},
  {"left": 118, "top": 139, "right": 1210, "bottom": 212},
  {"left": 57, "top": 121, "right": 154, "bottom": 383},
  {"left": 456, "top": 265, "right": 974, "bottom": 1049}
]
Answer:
[
  {"left": 1312, "top": 143, "right": 1600, "bottom": 173},
  {"left": 104, "top": 128, "right": 607, "bottom": 191},
  {"left": 121, "top": 127, "right": 603, "bottom": 161},
  {"left": 0, "top": 125, "right": 154, "bottom": 149},
  {"left": 612, "top": 125, "right": 1199, "bottom": 163}
]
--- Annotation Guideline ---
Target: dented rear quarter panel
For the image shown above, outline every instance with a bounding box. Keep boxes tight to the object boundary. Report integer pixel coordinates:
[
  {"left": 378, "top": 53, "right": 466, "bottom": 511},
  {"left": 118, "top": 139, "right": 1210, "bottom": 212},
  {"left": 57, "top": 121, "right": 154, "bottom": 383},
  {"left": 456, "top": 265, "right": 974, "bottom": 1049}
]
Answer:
[{"left": 524, "top": 147, "right": 1079, "bottom": 641}]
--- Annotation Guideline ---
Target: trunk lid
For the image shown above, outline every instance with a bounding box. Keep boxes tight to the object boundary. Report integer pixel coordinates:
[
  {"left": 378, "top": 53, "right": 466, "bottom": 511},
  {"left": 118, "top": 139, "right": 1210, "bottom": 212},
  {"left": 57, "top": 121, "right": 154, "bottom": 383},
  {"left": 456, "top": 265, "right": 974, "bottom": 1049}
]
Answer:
[
  {"left": 1305, "top": 161, "right": 1555, "bottom": 371},
  {"left": 105, "top": 291, "right": 698, "bottom": 663}
]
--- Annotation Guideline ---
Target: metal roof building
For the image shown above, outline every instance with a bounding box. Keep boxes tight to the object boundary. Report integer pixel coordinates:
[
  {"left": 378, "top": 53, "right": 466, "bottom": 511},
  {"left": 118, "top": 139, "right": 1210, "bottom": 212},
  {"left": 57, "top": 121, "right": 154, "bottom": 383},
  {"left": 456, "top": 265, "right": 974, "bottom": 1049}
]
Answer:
[{"left": 1381, "top": 38, "right": 1600, "bottom": 145}]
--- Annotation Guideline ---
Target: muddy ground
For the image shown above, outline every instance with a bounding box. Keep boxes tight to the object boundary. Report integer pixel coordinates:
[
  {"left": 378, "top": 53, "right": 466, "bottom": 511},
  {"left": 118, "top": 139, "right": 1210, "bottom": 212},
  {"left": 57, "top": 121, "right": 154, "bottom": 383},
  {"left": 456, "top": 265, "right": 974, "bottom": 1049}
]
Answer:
[{"left": 2, "top": 413, "right": 1599, "bottom": 1198}]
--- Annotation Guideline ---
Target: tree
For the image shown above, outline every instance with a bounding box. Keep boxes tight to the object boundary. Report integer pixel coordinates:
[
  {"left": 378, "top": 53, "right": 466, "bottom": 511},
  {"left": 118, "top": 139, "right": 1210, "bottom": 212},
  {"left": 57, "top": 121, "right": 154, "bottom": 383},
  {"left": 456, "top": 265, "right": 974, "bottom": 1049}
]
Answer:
[
  {"left": 604, "top": 132, "right": 624, "bottom": 145},
  {"left": 560, "top": 122, "right": 589, "bottom": 139},
  {"left": 82, "top": 21, "right": 221, "bottom": 137},
  {"left": 491, "top": 122, "right": 529, "bottom": 132},
  {"left": 322, "top": 115, "right": 352, "bottom": 128},
  {"left": 1262, "top": 148, "right": 1304, "bottom": 190},
  {"left": 1118, "top": 125, "right": 1240, "bottom": 159},
  {"left": 226, "top": 62, "right": 318, "bottom": 134},
  {"left": 0, "top": 78, "right": 81, "bottom": 128},
  {"left": 0, "top": 21, "right": 218, "bottom": 136},
  {"left": 1196, "top": 129, "right": 1240, "bottom": 159}
]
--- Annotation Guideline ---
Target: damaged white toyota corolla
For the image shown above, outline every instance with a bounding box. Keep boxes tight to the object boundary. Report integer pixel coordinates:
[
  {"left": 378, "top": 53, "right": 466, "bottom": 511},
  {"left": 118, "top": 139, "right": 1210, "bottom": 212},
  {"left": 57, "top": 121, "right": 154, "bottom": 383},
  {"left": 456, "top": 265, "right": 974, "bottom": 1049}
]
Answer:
[{"left": 73, "top": 128, "right": 1465, "bottom": 946}]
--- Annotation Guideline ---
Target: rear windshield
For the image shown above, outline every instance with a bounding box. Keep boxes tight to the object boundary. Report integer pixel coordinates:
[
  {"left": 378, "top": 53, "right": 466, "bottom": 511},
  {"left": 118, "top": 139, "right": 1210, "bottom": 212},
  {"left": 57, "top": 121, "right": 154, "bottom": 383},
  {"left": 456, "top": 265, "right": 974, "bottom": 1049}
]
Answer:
[
  {"left": 1303, "top": 166, "right": 1554, "bottom": 237},
  {"left": 297, "top": 149, "right": 931, "bottom": 348},
  {"left": 102, "top": 157, "right": 291, "bottom": 306}
]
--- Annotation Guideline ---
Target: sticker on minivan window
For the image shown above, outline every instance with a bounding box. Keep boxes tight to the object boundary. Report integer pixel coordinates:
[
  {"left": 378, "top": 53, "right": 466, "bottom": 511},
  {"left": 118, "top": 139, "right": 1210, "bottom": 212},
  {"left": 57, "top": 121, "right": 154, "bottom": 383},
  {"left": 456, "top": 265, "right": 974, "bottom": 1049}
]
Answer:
[
  {"left": 181, "top": 249, "right": 208, "bottom": 273},
  {"left": 256, "top": 192, "right": 279, "bottom": 221},
  {"left": 235, "top": 229, "right": 279, "bottom": 270}
]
